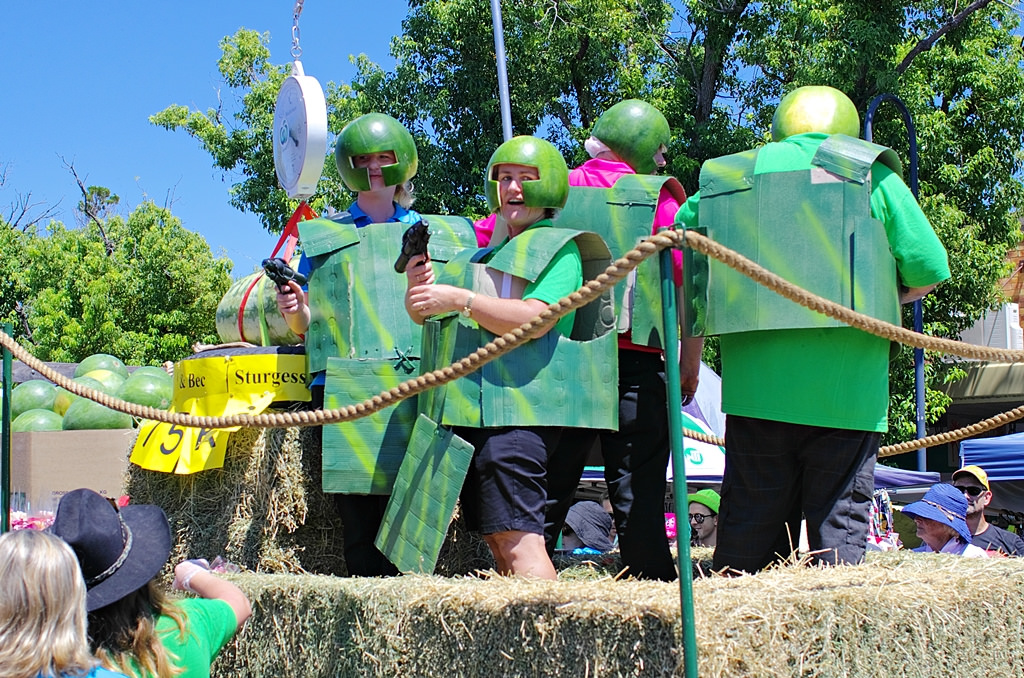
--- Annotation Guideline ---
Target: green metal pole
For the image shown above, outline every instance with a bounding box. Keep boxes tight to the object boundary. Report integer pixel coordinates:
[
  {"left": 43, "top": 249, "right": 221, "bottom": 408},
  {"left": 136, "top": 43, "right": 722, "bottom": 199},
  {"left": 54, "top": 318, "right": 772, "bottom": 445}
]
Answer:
[
  {"left": 2, "top": 323, "right": 12, "bottom": 533},
  {"left": 659, "top": 233, "right": 698, "bottom": 677}
]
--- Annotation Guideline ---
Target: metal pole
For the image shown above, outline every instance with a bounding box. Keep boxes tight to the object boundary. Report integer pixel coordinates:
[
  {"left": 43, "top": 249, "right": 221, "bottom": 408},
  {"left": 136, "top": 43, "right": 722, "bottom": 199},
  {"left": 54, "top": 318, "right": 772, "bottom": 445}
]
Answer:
[
  {"left": 659, "top": 232, "right": 699, "bottom": 677},
  {"left": 864, "top": 94, "right": 927, "bottom": 471},
  {"left": 2, "top": 323, "right": 12, "bottom": 533},
  {"left": 489, "top": 0, "right": 513, "bottom": 141}
]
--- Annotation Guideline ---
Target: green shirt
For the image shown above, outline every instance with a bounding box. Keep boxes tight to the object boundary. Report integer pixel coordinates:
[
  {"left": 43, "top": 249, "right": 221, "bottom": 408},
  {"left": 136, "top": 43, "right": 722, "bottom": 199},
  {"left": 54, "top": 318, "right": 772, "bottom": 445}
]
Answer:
[
  {"left": 677, "top": 133, "right": 950, "bottom": 431},
  {"left": 488, "top": 220, "right": 583, "bottom": 337},
  {"left": 129, "top": 598, "right": 238, "bottom": 678}
]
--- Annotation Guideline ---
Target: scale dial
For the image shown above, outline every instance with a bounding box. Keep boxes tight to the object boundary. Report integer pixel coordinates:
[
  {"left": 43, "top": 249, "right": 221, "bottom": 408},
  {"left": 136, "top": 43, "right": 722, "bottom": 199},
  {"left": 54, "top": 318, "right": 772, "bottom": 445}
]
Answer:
[{"left": 273, "top": 61, "right": 327, "bottom": 199}]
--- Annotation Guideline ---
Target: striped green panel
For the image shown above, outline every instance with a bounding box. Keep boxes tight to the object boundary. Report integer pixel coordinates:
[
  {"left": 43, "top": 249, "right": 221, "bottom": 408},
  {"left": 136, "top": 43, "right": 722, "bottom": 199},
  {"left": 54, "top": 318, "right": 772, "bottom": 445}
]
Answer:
[
  {"left": 322, "top": 358, "right": 419, "bottom": 494},
  {"left": 557, "top": 175, "right": 671, "bottom": 347},
  {"left": 375, "top": 414, "right": 474, "bottom": 573},
  {"left": 696, "top": 153, "right": 899, "bottom": 336}
]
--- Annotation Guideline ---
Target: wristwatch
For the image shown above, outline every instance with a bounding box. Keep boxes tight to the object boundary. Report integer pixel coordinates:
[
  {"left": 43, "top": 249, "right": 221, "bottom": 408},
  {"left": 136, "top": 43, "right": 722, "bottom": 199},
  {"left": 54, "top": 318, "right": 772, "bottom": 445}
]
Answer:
[{"left": 461, "top": 292, "right": 476, "bottom": 318}]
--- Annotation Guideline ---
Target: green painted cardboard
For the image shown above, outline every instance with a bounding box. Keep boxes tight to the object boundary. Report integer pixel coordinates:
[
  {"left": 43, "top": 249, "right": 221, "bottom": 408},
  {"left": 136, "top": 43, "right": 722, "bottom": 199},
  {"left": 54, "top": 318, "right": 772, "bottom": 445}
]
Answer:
[
  {"left": 420, "top": 227, "right": 618, "bottom": 430},
  {"left": 322, "top": 357, "right": 419, "bottom": 494},
  {"left": 557, "top": 174, "right": 688, "bottom": 348},
  {"left": 300, "top": 215, "right": 477, "bottom": 376},
  {"left": 300, "top": 214, "right": 477, "bottom": 494},
  {"left": 684, "top": 137, "right": 901, "bottom": 337},
  {"left": 374, "top": 414, "right": 474, "bottom": 573}
]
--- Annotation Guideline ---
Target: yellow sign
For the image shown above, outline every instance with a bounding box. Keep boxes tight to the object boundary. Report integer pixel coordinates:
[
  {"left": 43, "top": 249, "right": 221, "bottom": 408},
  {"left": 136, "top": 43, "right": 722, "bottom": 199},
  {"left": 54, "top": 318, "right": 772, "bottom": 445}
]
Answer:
[{"left": 131, "top": 353, "right": 310, "bottom": 474}]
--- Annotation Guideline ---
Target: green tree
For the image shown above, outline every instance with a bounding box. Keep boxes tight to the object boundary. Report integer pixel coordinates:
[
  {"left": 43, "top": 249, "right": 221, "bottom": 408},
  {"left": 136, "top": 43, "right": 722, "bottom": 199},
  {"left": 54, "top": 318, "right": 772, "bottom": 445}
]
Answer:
[
  {"left": 155, "top": 1, "right": 1024, "bottom": 445},
  {"left": 0, "top": 199, "right": 232, "bottom": 366}
]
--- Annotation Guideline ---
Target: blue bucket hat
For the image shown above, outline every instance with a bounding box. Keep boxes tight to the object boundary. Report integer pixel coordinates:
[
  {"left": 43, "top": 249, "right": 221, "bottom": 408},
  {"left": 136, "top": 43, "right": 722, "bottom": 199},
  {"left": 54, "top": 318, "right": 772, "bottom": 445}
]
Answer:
[{"left": 901, "top": 483, "right": 972, "bottom": 543}]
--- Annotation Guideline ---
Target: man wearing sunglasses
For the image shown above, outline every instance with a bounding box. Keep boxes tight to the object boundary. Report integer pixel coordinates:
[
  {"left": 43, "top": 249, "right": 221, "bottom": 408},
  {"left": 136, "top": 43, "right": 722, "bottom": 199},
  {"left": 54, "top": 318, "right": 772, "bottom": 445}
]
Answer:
[
  {"left": 687, "top": 489, "right": 721, "bottom": 548},
  {"left": 952, "top": 465, "right": 1024, "bottom": 556}
]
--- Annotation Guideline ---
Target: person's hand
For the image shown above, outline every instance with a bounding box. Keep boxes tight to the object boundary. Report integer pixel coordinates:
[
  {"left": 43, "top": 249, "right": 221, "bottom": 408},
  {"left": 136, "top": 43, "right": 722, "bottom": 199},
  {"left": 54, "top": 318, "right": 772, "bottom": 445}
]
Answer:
[
  {"left": 173, "top": 558, "right": 210, "bottom": 592},
  {"left": 679, "top": 335, "right": 703, "bottom": 406},
  {"left": 405, "top": 254, "right": 434, "bottom": 288},
  {"left": 275, "top": 280, "right": 304, "bottom": 316},
  {"left": 679, "top": 368, "right": 699, "bottom": 406},
  {"left": 406, "top": 283, "right": 465, "bottom": 320}
]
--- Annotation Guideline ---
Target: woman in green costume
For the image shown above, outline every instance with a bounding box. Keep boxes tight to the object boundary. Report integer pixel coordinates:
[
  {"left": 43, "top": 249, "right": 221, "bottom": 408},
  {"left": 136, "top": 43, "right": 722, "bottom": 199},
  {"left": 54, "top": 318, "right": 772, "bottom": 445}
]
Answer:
[{"left": 404, "top": 136, "right": 588, "bottom": 579}]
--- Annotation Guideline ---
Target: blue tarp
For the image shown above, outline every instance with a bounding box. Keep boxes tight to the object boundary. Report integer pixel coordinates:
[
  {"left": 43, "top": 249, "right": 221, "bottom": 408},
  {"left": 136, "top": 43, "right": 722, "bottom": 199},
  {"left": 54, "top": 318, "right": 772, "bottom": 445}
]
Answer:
[
  {"left": 873, "top": 464, "right": 939, "bottom": 490},
  {"left": 961, "top": 433, "right": 1024, "bottom": 482}
]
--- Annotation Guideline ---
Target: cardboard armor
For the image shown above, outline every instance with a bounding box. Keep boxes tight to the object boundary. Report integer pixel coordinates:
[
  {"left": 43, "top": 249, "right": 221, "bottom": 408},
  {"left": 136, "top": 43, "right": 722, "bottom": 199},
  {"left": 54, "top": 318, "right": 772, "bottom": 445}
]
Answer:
[
  {"left": 418, "top": 224, "right": 619, "bottom": 430},
  {"left": 298, "top": 213, "right": 477, "bottom": 494},
  {"left": 556, "top": 173, "right": 688, "bottom": 349},
  {"left": 683, "top": 134, "right": 903, "bottom": 337}
]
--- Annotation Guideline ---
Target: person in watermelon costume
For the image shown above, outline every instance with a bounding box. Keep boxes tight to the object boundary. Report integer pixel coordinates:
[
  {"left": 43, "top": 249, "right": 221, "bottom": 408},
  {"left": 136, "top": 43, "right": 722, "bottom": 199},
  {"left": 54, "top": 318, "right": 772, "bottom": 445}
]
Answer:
[
  {"left": 544, "top": 99, "right": 701, "bottom": 582},
  {"left": 276, "top": 113, "right": 475, "bottom": 576},
  {"left": 675, "top": 85, "right": 950, "bottom": 573},
  {"left": 404, "top": 136, "right": 617, "bottom": 579}
]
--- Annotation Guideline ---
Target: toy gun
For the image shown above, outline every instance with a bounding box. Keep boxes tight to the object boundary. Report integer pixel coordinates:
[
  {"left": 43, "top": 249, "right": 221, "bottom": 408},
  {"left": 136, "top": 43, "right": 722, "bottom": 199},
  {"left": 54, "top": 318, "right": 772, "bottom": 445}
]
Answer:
[
  {"left": 394, "top": 218, "right": 430, "bottom": 273},
  {"left": 262, "top": 257, "right": 308, "bottom": 291}
]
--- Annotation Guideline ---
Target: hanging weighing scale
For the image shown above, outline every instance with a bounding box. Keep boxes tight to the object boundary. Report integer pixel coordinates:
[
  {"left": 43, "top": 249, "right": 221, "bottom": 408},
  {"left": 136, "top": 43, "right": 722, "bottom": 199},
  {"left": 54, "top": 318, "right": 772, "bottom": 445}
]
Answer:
[{"left": 272, "top": 0, "right": 327, "bottom": 199}]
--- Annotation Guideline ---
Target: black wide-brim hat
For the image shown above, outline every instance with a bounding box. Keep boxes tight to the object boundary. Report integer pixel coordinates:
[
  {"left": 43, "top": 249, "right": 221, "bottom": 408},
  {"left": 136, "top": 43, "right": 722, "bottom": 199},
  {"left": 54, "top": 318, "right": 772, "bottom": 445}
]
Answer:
[{"left": 51, "top": 488, "right": 172, "bottom": 612}]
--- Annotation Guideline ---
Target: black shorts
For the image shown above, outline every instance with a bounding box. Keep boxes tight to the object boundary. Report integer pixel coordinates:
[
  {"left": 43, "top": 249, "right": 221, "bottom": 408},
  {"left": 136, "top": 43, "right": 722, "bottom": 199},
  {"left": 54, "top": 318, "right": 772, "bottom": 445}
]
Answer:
[{"left": 456, "top": 427, "right": 563, "bottom": 536}]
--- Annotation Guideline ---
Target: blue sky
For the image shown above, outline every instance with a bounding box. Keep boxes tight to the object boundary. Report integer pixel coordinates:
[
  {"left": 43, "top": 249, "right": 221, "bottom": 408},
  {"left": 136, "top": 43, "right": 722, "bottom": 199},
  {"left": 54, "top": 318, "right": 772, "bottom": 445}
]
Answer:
[{"left": 1, "top": 1, "right": 410, "bottom": 277}]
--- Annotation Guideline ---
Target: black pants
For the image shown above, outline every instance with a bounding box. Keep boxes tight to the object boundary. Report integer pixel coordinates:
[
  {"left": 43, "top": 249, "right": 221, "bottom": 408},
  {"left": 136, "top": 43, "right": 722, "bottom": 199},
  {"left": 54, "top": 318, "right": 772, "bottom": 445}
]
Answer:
[
  {"left": 712, "top": 415, "right": 878, "bottom": 574},
  {"left": 332, "top": 493, "right": 398, "bottom": 577},
  {"left": 545, "top": 350, "right": 676, "bottom": 581},
  {"left": 311, "top": 385, "right": 398, "bottom": 577}
]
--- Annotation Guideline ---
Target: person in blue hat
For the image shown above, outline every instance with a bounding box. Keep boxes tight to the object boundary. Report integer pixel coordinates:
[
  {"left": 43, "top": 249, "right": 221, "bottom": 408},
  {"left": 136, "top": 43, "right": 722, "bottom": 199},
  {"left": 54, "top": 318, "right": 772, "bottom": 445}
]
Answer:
[{"left": 902, "top": 484, "right": 989, "bottom": 557}]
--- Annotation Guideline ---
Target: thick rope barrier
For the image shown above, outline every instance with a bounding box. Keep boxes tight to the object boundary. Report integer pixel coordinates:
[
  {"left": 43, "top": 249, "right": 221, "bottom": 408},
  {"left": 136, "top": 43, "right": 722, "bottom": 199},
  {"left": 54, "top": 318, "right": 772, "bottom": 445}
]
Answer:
[
  {"left": 0, "top": 238, "right": 653, "bottom": 430},
  {"left": 3, "top": 229, "right": 1020, "bottom": 456}
]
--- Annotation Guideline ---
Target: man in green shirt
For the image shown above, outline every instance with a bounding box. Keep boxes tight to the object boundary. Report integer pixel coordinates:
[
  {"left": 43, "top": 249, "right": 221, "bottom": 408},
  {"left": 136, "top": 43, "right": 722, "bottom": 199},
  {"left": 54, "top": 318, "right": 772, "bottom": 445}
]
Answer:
[{"left": 677, "top": 86, "right": 950, "bottom": 573}]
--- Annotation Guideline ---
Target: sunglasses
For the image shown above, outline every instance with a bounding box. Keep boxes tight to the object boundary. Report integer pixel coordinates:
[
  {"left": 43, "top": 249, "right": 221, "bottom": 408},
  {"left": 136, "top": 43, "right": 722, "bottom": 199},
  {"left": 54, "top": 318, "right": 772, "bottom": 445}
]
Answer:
[
  {"left": 954, "top": 484, "right": 986, "bottom": 498},
  {"left": 689, "top": 513, "right": 714, "bottom": 525}
]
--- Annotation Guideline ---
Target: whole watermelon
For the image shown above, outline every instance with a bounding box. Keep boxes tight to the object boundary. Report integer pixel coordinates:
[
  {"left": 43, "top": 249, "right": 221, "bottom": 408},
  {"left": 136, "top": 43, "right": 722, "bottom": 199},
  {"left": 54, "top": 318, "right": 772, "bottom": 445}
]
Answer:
[
  {"left": 11, "top": 380, "right": 58, "bottom": 419},
  {"left": 61, "top": 398, "right": 133, "bottom": 430},
  {"left": 116, "top": 369, "right": 173, "bottom": 410},
  {"left": 82, "top": 369, "right": 127, "bottom": 396},
  {"left": 53, "top": 375, "right": 107, "bottom": 416},
  {"left": 74, "top": 353, "right": 129, "bottom": 380},
  {"left": 12, "top": 408, "right": 64, "bottom": 432}
]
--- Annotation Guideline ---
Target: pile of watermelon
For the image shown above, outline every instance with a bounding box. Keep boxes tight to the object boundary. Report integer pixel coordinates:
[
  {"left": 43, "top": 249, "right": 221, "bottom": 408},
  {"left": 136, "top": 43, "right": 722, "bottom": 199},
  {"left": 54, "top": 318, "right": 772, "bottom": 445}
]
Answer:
[{"left": 9, "top": 353, "right": 173, "bottom": 432}]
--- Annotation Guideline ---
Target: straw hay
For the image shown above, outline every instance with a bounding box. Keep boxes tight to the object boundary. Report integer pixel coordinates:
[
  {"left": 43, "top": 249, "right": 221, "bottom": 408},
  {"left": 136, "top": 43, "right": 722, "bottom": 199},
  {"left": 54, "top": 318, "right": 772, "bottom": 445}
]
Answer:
[
  {"left": 126, "top": 425, "right": 347, "bottom": 575},
  {"left": 125, "top": 424, "right": 497, "bottom": 576},
  {"left": 209, "top": 552, "right": 1024, "bottom": 677},
  {"left": 128, "top": 428, "right": 1024, "bottom": 675}
]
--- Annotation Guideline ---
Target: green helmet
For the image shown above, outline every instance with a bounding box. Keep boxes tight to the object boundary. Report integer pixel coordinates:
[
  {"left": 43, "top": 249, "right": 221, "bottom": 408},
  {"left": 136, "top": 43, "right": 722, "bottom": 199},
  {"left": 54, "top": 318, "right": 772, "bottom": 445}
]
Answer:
[
  {"left": 771, "top": 86, "right": 860, "bottom": 142},
  {"left": 591, "top": 99, "right": 670, "bottom": 175},
  {"left": 335, "top": 113, "right": 418, "bottom": 192},
  {"left": 484, "top": 136, "right": 569, "bottom": 212}
]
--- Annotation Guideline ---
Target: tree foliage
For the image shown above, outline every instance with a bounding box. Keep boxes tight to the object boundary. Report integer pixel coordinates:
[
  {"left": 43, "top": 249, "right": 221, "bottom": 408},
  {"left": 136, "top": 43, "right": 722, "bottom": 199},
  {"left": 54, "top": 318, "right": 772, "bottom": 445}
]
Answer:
[
  {"left": 0, "top": 200, "right": 232, "bottom": 366},
  {"left": 155, "top": 0, "right": 1024, "bottom": 444}
]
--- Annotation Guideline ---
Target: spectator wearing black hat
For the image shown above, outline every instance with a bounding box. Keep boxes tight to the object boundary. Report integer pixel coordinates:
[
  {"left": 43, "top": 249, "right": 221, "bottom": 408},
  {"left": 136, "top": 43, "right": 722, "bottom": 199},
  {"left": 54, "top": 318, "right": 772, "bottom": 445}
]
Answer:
[
  {"left": 903, "top": 484, "right": 988, "bottom": 558},
  {"left": 561, "top": 501, "right": 615, "bottom": 555},
  {"left": 51, "top": 488, "right": 251, "bottom": 678},
  {"left": 952, "top": 464, "right": 1024, "bottom": 556}
]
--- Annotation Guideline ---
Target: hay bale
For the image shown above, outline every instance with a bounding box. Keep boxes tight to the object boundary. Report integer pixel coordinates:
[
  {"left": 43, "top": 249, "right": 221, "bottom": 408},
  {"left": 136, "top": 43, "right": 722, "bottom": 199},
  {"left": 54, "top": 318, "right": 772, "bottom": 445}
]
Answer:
[
  {"left": 126, "top": 425, "right": 495, "bottom": 577},
  {"left": 208, "top": 552, "right": 1024, "bottom": 677},
  {"left": 127, "top": 426, "right": 347, "bottom": 575}
]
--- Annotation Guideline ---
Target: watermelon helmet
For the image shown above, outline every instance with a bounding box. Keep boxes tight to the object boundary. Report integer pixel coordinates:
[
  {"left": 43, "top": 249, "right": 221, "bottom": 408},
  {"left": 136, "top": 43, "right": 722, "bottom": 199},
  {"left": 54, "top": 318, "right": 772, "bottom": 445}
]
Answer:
[
  {"left": 591, "top": 99, "right": 671, "bottom": 175},
  {"left": 335, "top": 113, "right": 418, "bottom": 192},
  {"left": 771, "top": 86, "right": 860, "bottom": 142},
  {"left": 484, "top": 136, "right": 569, "bottom": 212}
]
